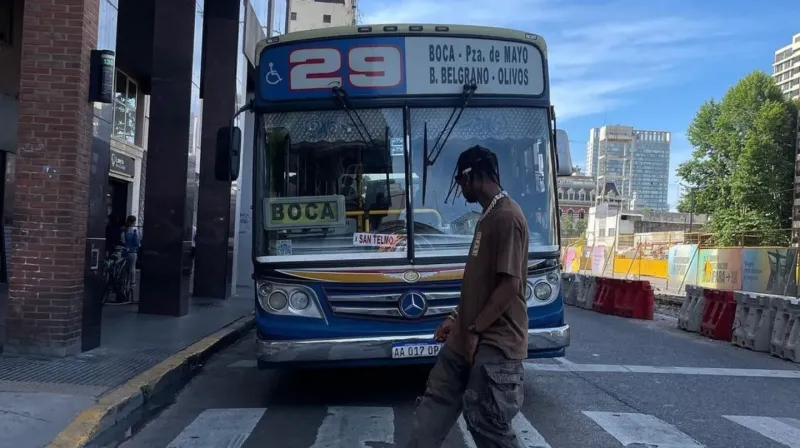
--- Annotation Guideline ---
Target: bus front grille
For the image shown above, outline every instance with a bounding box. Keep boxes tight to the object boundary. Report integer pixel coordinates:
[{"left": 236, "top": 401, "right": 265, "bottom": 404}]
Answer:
[{"left": 326, "top": 290, "right": 459, "bottom": 320}]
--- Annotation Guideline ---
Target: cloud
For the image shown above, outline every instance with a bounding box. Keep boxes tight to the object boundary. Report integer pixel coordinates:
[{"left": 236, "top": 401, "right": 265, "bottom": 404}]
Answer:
[{"left": 360, "top": 0, "right": 737, "bottom": 122}]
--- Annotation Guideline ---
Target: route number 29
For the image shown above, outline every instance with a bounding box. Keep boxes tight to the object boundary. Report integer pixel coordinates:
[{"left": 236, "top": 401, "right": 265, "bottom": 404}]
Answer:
[{"left": 289, "top": 46, "right": 402, "bottom": 90}]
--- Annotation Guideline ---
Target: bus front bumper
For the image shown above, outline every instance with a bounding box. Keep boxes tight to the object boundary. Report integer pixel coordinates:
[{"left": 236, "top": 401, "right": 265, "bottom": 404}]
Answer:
[{"left": 256, "top": 325, "right": 570, "bottom": 365}]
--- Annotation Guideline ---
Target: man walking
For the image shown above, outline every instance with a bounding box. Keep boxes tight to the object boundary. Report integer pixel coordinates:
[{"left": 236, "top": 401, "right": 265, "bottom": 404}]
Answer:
[{"left": 406, "top": 146, "right": 529, "bottom": 448}]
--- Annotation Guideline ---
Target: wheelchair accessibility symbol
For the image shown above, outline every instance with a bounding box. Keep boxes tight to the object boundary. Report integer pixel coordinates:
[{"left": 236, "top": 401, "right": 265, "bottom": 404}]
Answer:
[{"left": 265, "top": 62, "right": 282, "bottom": 85}]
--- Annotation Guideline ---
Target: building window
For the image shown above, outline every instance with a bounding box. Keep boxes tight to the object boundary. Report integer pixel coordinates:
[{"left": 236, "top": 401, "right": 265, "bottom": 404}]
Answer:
[
  {"left": 579, "top": 210, "right": 585, "bottom": 219},
  {"left": 567, "top": 210, "right": 574, "bottom": 219},
  {"left": 568, "top": 190, "right": 575, "bottom": 200},
  {"left": 323, "top": 14, "right": 331, "bottom": 23},
  {"left": 558, "top": 189, "right": 563, "bottom": 199},
  {"left": 578, "top": 190, "right": 586, "bottom": 201},
  {"left": 113, "top": 70, "right": 138, "bottom": 144},
  {"left": 290, "top": 12, "right": 297, "bottom": 20}
]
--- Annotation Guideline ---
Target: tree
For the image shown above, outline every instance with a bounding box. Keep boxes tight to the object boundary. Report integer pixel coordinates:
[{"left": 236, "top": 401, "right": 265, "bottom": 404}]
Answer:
[
  {"left": 572, "top": 165, "right": 583, "bottom": 175},
  {"left": 676, "top": 71, "right": 798, "bottom": 246}
]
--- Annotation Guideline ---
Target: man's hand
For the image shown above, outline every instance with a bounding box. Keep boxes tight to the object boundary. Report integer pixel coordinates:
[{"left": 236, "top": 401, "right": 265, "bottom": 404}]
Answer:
[
  {"left": 466, "top": 333, "right": 479, "bottom": 364},
  {"left": 434, "top": 317, "right": 455, "bottom": 342}
]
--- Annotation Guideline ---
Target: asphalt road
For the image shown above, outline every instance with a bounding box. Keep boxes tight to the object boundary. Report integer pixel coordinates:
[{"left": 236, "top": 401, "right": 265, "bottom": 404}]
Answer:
[{"left": 122, "top": 307, "right": 800, "bottom": 448}]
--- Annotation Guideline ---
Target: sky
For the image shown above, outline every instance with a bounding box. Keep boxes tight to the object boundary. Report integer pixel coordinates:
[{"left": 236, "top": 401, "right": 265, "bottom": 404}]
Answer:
[{"left": 358, "top": 0, "right": 800, "bottom": 210}]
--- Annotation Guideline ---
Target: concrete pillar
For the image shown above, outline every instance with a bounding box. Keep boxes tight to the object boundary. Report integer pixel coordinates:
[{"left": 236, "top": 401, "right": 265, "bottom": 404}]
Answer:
[
  {"left": 193, "top": 0, "right": 242, "bottom": 299},
  {"left": 80, "top": 0, "right": 121, "bottom": 352},
  {"left": 138, "top": 0, "right": 202, "bottom": 316},
  {"left": 6, "top": 0, "right": 100, "bottom": 356}
]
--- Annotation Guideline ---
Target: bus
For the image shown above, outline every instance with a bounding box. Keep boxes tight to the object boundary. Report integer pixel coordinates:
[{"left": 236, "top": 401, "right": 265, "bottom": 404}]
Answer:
[{"left": 216, "top": 24, "right": 573, "bottom": 369}]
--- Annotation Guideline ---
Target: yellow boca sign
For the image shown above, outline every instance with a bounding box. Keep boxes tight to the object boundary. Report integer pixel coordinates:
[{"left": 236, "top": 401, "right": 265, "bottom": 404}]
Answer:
[{"left": 264, "top": 195, "right": 346, "bottom": 230}]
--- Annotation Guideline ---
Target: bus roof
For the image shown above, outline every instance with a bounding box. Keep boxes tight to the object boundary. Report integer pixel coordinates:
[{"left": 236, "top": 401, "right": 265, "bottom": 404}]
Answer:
[{"left": 256, "top": 24, "right": 547, "bottom": 60}]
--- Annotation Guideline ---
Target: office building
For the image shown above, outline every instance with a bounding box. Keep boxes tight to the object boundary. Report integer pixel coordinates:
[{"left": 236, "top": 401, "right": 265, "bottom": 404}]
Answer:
[
  {"left": 773, "top": 33, "right": 800, "bottom": 101},
  {"left": 287, "top": 0, "right": 357, "bottom": 33},
  {"left": 584, "top": 125, "right": 671, "bottom": 212}
]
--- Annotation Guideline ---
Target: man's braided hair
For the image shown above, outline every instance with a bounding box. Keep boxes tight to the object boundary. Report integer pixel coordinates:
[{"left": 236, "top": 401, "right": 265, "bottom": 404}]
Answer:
[{"left": 445, "top": 145, "right": 503, "bottom": 204}]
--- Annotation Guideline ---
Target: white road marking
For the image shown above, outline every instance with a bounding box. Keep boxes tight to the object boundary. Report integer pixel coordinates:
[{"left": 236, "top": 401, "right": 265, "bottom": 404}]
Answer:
[
  {"left": 512, "top": 413, "right": 552, "bottom": 447},
  {"left": 456, "top": 413, "right": 551, "bottom": 448},
  {"left": 525, "top": 362, "right": 800, "bottom": 378},
  {"left": 724, "top": 415, "right": 800, "bottom": 447},
  {"left": 311, "top": 406, "right": 393, "bottom": 448},
  {"left": 583, "top": 411, "right": 704, "bottom": 447},
  {"left": 228, "top": 360, "right": 258, "bottom": 368},
  {"left": 166, "top": 408, "right": 265, "bottom": 448}
]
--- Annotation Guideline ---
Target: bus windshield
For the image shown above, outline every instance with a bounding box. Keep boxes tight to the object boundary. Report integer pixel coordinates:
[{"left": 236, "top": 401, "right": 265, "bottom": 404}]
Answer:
[{"left": 257, "top": 107, "right": 556, "bottom": 262}]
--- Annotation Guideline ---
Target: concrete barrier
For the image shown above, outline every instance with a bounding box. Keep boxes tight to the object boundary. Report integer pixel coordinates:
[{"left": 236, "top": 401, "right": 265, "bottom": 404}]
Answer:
[
  {"left": 770, "top": 296, "right": 800, "bottom": 363},
  {"left": 561, "top": 273, "right": 577, "bottom": 306},
  {"left": 678, "top": 285, "right": 705, "bottom": 333},
  {"left": 731, "top": 292, "right": 777, "bottom": 352},
  {"left": 576, "top": 275, "right": 596, "bottom": 310}
]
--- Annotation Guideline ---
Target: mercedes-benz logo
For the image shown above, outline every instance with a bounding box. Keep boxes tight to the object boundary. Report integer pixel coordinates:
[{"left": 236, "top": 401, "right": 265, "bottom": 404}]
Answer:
[{"left": 398, "top": 292, "right": 427, "bottom": 319}]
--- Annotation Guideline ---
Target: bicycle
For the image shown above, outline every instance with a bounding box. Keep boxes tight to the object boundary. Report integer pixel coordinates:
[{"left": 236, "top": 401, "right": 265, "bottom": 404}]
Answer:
[{"left": 102, "top": 247, "right": 133, "bottom": 305}]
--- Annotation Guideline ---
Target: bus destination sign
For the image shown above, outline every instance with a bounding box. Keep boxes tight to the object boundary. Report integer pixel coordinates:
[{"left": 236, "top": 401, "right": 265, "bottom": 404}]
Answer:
[
  {"left": 258, "top": 36, "right": 544, "bottom": 103},
  {"left": 264, "top": 195, "right": 346, "bottom": 230}
]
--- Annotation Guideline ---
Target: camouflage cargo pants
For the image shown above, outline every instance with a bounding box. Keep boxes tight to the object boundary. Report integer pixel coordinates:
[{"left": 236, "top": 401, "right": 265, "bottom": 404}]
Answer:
[{"left": 404, "top": 344, "right": 525, "bottom": 448}]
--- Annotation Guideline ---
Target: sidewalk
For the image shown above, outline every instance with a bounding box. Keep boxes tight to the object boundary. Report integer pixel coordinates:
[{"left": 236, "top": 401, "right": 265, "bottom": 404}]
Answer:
[{"left": 0, "top": 287, "right": 254, "bottom": 448}]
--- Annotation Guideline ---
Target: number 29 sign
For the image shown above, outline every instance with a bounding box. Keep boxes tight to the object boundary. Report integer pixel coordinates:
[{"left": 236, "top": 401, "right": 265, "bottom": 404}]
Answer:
[{"left": 259, "top": 38, "right": 407, "bottom": 101}]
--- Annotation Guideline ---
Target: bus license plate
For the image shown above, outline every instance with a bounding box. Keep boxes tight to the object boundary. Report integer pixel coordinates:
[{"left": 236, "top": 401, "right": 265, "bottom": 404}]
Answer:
[{"left": 391, "top": 342, "right": 442, "bottom": 359}]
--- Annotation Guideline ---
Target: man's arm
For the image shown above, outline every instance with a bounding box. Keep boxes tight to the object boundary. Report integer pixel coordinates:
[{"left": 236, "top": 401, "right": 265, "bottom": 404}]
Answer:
[{"left": 471, "top": 219, "right": 526, "bottom": 333}]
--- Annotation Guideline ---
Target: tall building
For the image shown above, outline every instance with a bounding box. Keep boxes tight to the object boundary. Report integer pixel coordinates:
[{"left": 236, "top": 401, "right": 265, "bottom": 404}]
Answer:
[
  {"left": 632, "top": 129, "right": 671, "bottom": 211},
  {"left": 287, "top": 0, "right": 357, "bottom": 33},
  {"left": 773, "top": 33, "right": 800, "bottom": 101},
  {"left": 585, "top": 125, "right": 671, "bottom": 212},
  {"left": 585, "top": 128, "right": 600, "bottom": 177}
]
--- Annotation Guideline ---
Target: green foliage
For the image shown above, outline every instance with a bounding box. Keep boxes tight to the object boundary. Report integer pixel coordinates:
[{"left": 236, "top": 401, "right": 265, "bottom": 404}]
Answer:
[
  {"left": 676, "top": 71, "right": 798, "bottom": 246},
  {"left": 560, "top": 215, "right": 588, "bottom": 240}
]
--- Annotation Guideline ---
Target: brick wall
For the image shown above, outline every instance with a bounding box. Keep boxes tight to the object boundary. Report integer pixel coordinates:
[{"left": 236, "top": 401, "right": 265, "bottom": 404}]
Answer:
[{"left": 5, "top": 0, "right": 99, "bottom": 356}]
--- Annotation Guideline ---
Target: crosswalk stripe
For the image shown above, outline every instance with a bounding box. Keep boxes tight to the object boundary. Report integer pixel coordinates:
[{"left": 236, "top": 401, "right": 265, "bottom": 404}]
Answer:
[
  {"left": 583, "top": 411, "right": 704, "bottom": 447},
  {"left": 311, "top": 406, "right": 394, "bottom": 448},
  {"left": 456, "top": 413, "right": 551, "bottom": 448},
  {"left": 512, "top": 413, "right": 552, "bottom": 448},
  {"left": 166, "top": 408, "right": 266, "bottom": 448},
  {"left": 724, "top": 415, "right": 800, "bottom": 447}
]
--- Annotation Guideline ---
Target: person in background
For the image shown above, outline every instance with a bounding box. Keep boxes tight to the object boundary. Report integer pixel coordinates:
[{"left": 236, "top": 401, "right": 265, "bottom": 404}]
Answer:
[{"left": 121, "top": 215, "right": 141, "bottom": 288}]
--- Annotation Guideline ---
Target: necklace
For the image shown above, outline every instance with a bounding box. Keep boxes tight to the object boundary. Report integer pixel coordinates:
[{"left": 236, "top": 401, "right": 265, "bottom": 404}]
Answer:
[{"left": 477, "top": 191, "right": 508, "bottom": 226}]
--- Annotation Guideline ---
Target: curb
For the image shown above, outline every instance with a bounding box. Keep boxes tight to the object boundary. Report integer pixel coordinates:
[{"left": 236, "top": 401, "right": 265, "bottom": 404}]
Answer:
[{"left": 47, "top": 314, "right": 255, "bottom": 448}]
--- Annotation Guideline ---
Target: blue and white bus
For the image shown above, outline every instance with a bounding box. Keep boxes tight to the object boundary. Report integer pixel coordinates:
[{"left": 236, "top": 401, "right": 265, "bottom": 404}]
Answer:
[{"left": 216, "top": 24, "right": 573, "bottom": 369}]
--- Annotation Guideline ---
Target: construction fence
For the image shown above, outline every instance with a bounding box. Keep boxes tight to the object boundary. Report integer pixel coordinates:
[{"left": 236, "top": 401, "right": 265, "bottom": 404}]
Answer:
[{"left": 561, "top": 230, "right": 798, "bottom": 296}]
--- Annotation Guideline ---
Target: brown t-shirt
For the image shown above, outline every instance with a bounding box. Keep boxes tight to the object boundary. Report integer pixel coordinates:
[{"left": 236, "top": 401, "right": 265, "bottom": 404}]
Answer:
[{"left": 446, "top": 197, "right": 530, "bottom": 360}]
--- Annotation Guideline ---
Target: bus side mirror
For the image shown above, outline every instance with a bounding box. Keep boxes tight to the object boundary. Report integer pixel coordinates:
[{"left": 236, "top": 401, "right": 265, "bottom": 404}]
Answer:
[
  {"left": 555, "top": 129, "right": 573, "bottom": 176},
  {"left": 215, "top": 126, "right": 242, "bottom": 182}
]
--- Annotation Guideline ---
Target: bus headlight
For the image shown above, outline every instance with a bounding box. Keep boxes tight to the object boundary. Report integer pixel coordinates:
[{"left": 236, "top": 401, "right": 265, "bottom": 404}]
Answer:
[
  {"left": 267, "top": 291, "right": 288, "bottom": 310},
  {"left": 526, "top": 269, "right": 560, "bottom": 307},
  {"left": 533, "top": 282, "right": 552, "bottom": 301},
  {"left": 289, "top": 291, "right": 310, "bottom": 310},
  {"left": 256, "top": 280, "right": 324, "bottom": 319}
]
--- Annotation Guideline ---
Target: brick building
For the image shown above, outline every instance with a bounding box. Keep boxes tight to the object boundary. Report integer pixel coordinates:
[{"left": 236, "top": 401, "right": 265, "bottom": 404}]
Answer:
[
  {"left": 557, "top": 174, "right": 595, "bottom": 221},
  {"left": 0, "top": 0, "right": 279, "bottom": 356}
]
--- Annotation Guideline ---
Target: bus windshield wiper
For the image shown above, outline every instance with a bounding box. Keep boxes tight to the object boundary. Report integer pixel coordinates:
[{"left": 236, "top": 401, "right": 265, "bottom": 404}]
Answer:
[
  {"left": 332, "top": 86, "right": 376, "bottom": 152},
  {"left": 422, "top": 83, "right": 477, "bottom": 205}
]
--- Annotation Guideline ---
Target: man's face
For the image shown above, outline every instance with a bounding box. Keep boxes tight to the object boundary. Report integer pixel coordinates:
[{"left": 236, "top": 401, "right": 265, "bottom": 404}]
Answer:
[{"left": 456, "top": 169, "right": 479, "bottom": 203}]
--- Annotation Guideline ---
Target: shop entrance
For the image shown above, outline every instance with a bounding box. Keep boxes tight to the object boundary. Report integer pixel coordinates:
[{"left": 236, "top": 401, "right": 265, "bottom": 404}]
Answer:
[{"left": 107, "top": 177, "right": 131, "bottom": 231}]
